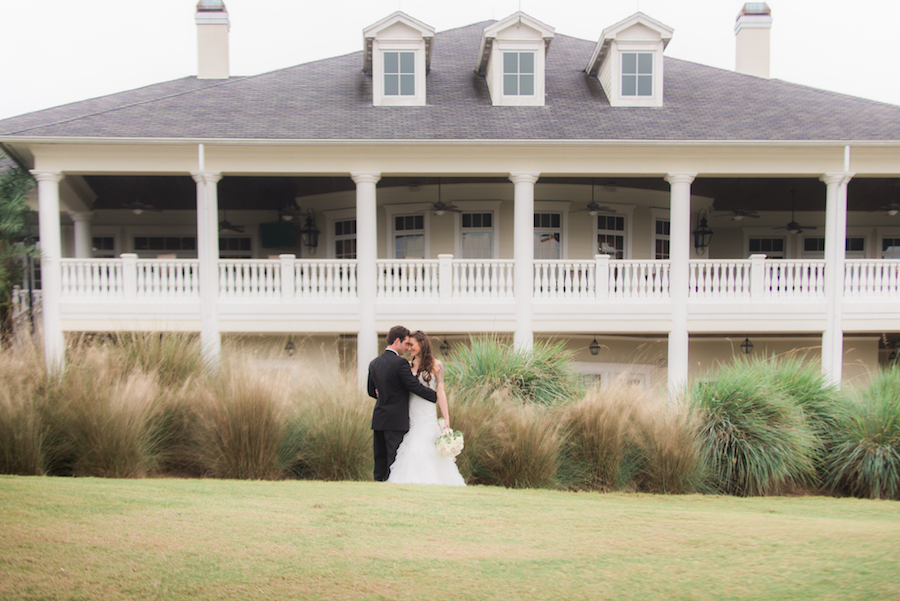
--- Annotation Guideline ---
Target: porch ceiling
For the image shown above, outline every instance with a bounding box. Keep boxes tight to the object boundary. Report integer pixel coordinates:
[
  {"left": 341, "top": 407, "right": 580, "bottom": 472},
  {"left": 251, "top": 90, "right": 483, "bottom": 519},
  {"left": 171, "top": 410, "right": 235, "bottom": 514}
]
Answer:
[{"left": 81, "top": 175, "right": 899, "bottom": 213}]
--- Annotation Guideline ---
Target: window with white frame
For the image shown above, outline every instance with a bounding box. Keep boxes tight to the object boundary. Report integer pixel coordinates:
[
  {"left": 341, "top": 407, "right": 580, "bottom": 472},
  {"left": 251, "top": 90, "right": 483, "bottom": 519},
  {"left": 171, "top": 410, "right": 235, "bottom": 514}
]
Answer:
[
  {"left": 503, "top": 52, "right": 535, "bottom": 96},
  {"left": 384, "top": 52, "right": 415, "bottom": 96},
  {"left": 219, "top": 236, "right": 252, "bottom": 259},
  {"left": 393, "top": 214, "right": 425, "bottom": 259},
  {"left": 133, "top": 236, "right": 197, "bottom": 258},
  {"left": 461, "top": 212, "right": 493, "bottom": 259},
  {"left": 802, "top": 237, "right": 866, "bottom": 259},
  {"left": 654, "top": 219, "right": 670, "bottom": 259},
  {"left": 534, "top": 212, "right": 562, "bottom": 260},
  {"left": 748, "top": 237, "right": 785, "bottom": 258},
  {"left": 92, "top": 236, "right": 116, "bottom": 258},
  {"left": 597, "top": 214, "right": 625, "bottom": 259},
  {"left": 622, "top": 52, "right": 653, "bottom": 96},
  {"left": 334, "top": 219, "right": 357, "bottom": 259},
  {"left": 883, "top": 237, "right": 900, "bottom": 259},
  {"left": 574, "top": 361, "right": 653, "bottom": 392}
]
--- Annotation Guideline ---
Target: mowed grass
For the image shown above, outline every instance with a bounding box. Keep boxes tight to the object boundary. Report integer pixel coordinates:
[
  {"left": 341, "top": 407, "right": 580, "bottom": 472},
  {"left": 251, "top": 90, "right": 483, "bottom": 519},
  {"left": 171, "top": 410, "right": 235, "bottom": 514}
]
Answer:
[{"left": 1, "top": 477, "right": 898, "bottom": 601}]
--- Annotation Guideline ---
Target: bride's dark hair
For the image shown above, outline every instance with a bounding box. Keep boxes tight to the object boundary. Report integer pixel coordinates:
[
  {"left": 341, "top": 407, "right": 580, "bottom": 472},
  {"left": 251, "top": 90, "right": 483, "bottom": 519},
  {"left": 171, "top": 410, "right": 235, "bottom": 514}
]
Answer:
[{"left": 410, "top": 330, "right": 435, "bottom": 384}]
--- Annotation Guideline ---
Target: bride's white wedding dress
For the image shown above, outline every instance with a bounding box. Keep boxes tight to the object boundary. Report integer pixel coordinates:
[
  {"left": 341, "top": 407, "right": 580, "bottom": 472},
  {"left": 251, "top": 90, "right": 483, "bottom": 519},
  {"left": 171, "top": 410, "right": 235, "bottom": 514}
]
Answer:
[{"left": 388, "top": 373, "right": 466, "bottom": 486}]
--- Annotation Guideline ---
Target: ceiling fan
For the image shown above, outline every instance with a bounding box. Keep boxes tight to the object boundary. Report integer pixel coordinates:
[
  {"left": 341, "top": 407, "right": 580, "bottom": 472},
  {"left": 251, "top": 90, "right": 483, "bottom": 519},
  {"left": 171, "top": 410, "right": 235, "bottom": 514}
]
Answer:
[
  {"left": 572, "top": 180, "right": 616, "bottom": 216},
  {"left": 424, "top": 179, "right": 462, "bottom": 215},
  {"left": 773, "top": 189, "right": 817, "bottom": 234},
  {"left": 879, "top": 203, "right": 900, "bottom": 216},
  {"left": 713, "top": 208, "right": 760, "bottom": 221},
  {"left": 122, "top": 199, "right": 162, "bottom": 215},
  {"left": 218, "top": 210, "right": 245, "bottom": 233}
]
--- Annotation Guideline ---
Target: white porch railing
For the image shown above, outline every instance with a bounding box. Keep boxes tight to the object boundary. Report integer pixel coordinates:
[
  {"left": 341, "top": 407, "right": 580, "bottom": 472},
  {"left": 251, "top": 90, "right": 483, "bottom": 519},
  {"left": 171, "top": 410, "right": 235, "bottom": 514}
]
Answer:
[
  {"left": 55, "top": 255, "right": 897, "bottom": 303},
  {"left": 377, "top": 260, "right": 440, "bottom": 298},
  {"left": 844, "top": 260, "right": 900, "bottom": 297}
]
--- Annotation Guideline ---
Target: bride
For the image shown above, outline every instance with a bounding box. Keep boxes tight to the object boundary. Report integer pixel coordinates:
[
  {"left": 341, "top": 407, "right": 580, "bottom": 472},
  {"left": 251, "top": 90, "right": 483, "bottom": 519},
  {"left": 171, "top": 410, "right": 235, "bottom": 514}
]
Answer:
[{"left": 388, "top": 330, "right": 466, "bottom": 486}]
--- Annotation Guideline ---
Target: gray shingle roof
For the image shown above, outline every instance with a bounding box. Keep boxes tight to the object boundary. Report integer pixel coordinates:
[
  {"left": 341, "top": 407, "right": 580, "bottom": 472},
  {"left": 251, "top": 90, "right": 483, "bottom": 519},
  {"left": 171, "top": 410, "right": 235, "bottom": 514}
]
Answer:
[{"left": 2, "top": 22, "right": 899, "bottom": 141}]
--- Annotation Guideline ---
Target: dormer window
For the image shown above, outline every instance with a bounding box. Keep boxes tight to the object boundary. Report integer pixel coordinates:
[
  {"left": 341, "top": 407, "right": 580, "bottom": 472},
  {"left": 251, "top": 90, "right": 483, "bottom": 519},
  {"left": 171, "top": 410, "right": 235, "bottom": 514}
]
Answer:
[
  {"left": 622, "top": 52, "right": 653, "bottom": 96},
  {"left": 384, "top": 52, "right": 415, "bottom": 96},
  {"left": 476, "top": 12, "right": 554, "bottom": 107},
  {"left": 585, "top": 12, "right": 673, "bottom": 108},
  {"left": 363, "top": 11, "right": 434, "bottom": 107},
  {"left": 503, "top": 52, "right": 535, "bottom": 96}
]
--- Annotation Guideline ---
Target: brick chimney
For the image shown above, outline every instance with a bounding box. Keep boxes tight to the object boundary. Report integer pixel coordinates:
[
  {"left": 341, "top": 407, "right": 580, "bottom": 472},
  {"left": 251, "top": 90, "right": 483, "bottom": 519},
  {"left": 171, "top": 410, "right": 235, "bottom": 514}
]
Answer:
[
  {"left": 735, "top": 3, "right": 772, "bottom": 78},
  {"left": 196, "top": 0, "right": 230, "bottom": 79}
]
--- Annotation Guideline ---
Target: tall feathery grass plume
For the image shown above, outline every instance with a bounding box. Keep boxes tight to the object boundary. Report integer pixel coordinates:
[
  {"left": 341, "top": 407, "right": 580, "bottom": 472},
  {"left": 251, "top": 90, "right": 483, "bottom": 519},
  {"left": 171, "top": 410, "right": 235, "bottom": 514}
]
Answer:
[
  {"left": 445, "top": 337, "right": 584, "bottom": 407},
  {"left": 823, "top": 367, "right": 900, "bottom": 500},
  {"left": 690, "top": 361, "right": 818, "bottom": 496},
  {"left": 0, "top": 341, "right": 50, "bottom": 475}
]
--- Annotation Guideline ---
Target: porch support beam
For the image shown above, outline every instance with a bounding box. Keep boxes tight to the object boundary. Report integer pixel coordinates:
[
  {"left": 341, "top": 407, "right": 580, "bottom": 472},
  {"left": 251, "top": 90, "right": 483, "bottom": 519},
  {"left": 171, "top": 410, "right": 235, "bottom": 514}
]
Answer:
[
  {"left": 510, "top": 172, "right": 540, "bottom": 352},
  {"left": 821, "top": 171, "right": 853, "bottom": 387},
  {"left": 191, "top": 170, "right": 223, "bottom": 369},
  {"left": 665, "top": 172, "right": 697, "bottom": 396},
  {"left": 31, "top": 170, "right": 66, "bottom": 374},
  {"left": 352, "top": 172, "right": 381, "bottom": 387},
  {"left": 68, "top": 211, "right": 94, "bottom": 259}
]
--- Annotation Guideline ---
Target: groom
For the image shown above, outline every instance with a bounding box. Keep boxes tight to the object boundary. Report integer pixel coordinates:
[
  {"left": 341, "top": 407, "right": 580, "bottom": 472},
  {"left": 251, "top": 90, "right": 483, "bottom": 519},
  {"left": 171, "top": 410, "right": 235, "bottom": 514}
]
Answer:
[{"left": 367, "top": 325, "right": 438, "bottom": 481}]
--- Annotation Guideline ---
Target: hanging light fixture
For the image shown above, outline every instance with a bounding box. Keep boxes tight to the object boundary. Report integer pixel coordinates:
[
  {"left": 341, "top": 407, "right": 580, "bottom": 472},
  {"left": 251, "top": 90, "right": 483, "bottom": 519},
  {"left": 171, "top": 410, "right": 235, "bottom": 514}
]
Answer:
[
  {"left": 693, "top": 209, "right": 714, "bottom": 255},
  {"left": 284, "top": 338, "right": 296, "bottom": 357},
  {"left": 299, "top": 209, "right": 320, "bottom": 254},
  {"left": 440, "top": 338, "right": 451, "bottom": 354},
  {"left": 741, "top": 337, "right": 754, "bottom": 354},
  {"left": 589, "top": 336, "right": 601, "bottom": 356}
]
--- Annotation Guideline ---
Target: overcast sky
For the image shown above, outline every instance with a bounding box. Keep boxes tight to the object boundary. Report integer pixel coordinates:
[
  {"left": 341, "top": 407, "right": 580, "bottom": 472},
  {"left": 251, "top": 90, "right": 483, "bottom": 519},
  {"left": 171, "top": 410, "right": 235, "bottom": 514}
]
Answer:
[{"left": 0, "top": 0, "right": 897, "bottom": 121}]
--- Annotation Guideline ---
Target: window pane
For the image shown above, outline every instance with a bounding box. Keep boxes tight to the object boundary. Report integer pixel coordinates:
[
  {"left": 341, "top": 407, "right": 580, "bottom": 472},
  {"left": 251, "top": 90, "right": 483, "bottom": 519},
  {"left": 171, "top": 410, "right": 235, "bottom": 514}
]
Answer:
[
  {"left": 622, "top": 75, "right": 637, "bottom": 96},
  {"left": 622, "top": 53, "right": 637, "bottom": 74},
  {"left": 462, "top": 214, "right": 471, "bottom": 228},
  {"left": 804, "top": 238, "right": 820, "bottom": 251},
  {"left": 503, "top": 52, "right": 518, "bottom": 74},
  {"left": 519, "top": 74, "right": 534, "bottom": 96},
  {"left": 638, "top": 53, "right": 653, "bottom": 74},
  {"left": 483, "top": 213, "right": 492, "bottom": 228},
  {"left": 385, "top": 74, "right": 399, "bottom": 96},
  {"left": 395, "top": 234, "right": 424, "bottom": 259},
  {"left": 400, "top": 74, "right": 415, "bottom": 95},
  {"left": 847, "top": 238, "right": 864, "bottom": 251},
  {"left": 519, "top": 52, "right": 534, "bottom": 74},
  {"left": 414, "top": 215, "right": 423, "bottom": 229},
  {"left": 395, "top": 216, "right": 404, "bottom": 230},
  {"left": 384, "top": 52, "right": 398, "bottom": 73},
  {"left": 550, "top": 214, "right": 560, "bottom": 228},
  {"left": 462, "top": 232, "right": 493, "bottom": 259},
  {"left": 534, "top": 232, "right": 561, "bottom": 259},
  {"left": 637, "top": 75, "right": 652, "bottom": 96},
  {"left": 504, "top": 74, "right": 518, "bottom": 95},
  {"left": 182, "top": 238, "right": 196, "bottom": 250},
  {"left": 399, "top": 52, "right": 415, "bottom": 73}
]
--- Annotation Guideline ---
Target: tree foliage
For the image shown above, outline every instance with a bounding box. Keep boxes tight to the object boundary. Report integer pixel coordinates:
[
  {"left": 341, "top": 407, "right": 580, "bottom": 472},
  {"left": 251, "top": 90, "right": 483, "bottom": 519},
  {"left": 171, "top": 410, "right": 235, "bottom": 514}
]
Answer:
[{"left": 0, "top": 154, "right": 37, "bottom": 329}]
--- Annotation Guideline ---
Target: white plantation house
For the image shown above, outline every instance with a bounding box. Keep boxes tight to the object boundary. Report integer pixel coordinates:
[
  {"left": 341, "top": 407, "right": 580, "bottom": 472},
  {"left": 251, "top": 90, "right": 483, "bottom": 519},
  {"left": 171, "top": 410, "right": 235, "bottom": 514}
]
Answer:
[{"left": 2, "top": 2, "right": 899, "bottom": 392}]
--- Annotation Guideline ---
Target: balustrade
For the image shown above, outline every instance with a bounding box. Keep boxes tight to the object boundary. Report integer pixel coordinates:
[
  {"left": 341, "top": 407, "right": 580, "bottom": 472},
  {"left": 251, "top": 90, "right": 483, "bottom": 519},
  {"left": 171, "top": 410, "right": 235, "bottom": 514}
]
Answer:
[
  {"left": 689, "top": 260, "right": 751, "bottom": 298},
  {"left": 220, "top": 260, "right": 280, "bottom": 298},
  {"left": 845, "top": 260, "right": 900, "bottom": 297},
  {"left": 763, "top": 260, "right": 826, "bottom": 298},
  {"left": 295, "top": 260, "right": 357, "bottom": 298},
  {"left": 61, "top": 259, "right": 122, "bottom": 297},
  {"left": 609, "top": 260, "right": 670, "bottom": 299},
  {"left": 455, "top": 260, "right": 514, "bottom": 298},
  {"left": 534, "top": 261, "right": 594, "bottom": 299},
  {"left": 135, "top": 259, "right": 200, "bottom": 297},
  {"left": 377, "top": 260, "right": 439, "bottom": 298}
]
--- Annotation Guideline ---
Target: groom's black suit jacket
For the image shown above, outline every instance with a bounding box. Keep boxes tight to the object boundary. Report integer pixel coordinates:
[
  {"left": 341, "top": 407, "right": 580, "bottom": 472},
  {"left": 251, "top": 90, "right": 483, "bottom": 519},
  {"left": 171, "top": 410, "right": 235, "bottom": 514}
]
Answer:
[{"left": 367, "top": 349, "right": 437, "bottom": 432}]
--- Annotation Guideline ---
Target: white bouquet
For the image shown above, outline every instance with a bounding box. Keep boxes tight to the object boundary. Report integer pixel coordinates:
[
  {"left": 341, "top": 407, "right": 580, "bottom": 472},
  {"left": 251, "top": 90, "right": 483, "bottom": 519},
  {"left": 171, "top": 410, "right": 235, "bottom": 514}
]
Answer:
[{"left": 435, "top": 419, "right": 464, "bottom": 457}]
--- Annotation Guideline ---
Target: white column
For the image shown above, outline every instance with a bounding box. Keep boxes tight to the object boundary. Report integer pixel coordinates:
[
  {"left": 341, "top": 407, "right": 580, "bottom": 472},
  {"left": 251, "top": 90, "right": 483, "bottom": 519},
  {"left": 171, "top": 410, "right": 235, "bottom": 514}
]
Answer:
[
  {"left": 68, "top": 211, "right": 94, "bottom": 259},
  {"left": 31, "top": 170, "right": 66, "bottom": 374},
  {"left": 510, "top": 172, "right": 540, "bottom": 352},
  {"left": 191, "top": 170, "right": 223, "bottom": 368},
  {"left": 664, "top": 172, "right": 697, "bottom": 396},
  {"left": 821, "top": 172, "right": 853, "bottom": 387},
  {"left": 352, "top": 172, "right": 381, "bottom": 387}
]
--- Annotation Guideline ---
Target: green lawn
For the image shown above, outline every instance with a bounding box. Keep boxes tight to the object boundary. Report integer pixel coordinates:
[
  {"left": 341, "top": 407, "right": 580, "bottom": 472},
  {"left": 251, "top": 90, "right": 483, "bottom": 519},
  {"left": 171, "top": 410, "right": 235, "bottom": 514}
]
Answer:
[{"left": 1, "top": 476, "right": 898, "bottom": 601}]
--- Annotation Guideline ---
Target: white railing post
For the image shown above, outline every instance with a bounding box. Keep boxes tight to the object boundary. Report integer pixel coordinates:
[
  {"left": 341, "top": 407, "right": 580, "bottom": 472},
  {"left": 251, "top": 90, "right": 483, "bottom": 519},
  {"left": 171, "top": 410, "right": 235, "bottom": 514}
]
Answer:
[
  {"left": 121, "top": 254, "right": 138, "bottom": 300},
  {"left": 749, "top": 254, "right": 767, "bottom": 299},
  {"left": 595, "top": 255, "right": 610, "bottom": 300},
  {"left": 439, "top": 254, "right": 453, "bottom": 301},
  {"left": 280, "top": 254, "right": 295, "bottom": 300}
]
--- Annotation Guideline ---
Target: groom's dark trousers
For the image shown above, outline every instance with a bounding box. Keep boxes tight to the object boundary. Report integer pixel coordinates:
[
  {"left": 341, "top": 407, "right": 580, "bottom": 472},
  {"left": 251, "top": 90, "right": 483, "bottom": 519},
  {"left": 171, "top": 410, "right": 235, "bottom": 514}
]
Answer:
[{"left": 367, "top": 349, "right": 437, "bottom": 481}]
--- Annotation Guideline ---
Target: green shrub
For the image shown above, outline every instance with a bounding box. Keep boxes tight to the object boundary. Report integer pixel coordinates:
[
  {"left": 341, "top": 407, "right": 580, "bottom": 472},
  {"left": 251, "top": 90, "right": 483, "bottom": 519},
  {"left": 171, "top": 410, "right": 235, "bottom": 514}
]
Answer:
[
  {"left": 690, "top": 363, "right": 817, "bottom": 496},
  {"left": 445, "top": 338, "right": 584, "bottom": 407},
  {"left": 823, "top": 367, "right": 900, "bottom": 500}
]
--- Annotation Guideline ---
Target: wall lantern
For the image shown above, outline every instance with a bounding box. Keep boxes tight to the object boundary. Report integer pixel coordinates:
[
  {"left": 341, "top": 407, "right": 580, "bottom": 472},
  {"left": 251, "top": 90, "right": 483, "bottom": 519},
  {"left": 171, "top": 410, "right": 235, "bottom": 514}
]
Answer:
[
  {"left": 284, "top": 338, "right": 296, "bottom": 357},
  {"left": 741, "top": 337, "right": 754, "bottom": 355},
  {"left": 440, "top": 339, "right": 451, "bottom": 354},
  {"left": 299, "top": 209, "right": 320, "bottom": 254},
  {"left": 589, "top": 336, "right": 601, "bottom": 356},
  {"left": 693, "top": 210, "right": 714, "bottom": 255}
]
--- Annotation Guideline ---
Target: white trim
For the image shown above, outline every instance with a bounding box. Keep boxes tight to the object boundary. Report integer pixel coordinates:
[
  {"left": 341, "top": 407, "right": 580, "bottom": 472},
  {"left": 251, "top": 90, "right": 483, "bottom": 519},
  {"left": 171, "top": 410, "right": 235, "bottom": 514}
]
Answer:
[
  {"left": 372, "top": 40, "right": 428, "bottom": 107},
  {"left": 324, "top": 207, "right": 357, "bottom": 259},
  {"left": 588, "top": 202, "right": 635, "bottom": 259},
  {"left": 743, "top": 228, "right": 789, "bottom": 258},
  {"left": 651, "top": 207, "right": 671, "bottom": 259},
  {"left": 451, "top": 200, "right": 502, "bottom": 259},
  {"left": 383, "top": 203, "right": 431, "bottom": 258}
]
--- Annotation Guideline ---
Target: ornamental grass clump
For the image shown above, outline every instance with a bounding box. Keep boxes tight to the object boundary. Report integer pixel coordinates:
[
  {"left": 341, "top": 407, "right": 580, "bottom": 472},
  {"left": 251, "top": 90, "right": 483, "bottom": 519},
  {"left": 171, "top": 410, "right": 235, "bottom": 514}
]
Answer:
[
  {"left": 631, "top": 397, "right": 705, "bottom": 495},
  {"left": 690, "top": 362, "right": 818, "bottom": 496},
  {"left": 0, "top": 342, "right": 49, "bottom": 475},
  {"left": 291, "top": 375, "right": 372, "bottom": 481},
  {"left": 823, "top": 367, "right": 900, "bottom": 500},
  {"left": 445, "top": 337, "right": 584, "bottom": 407}
]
